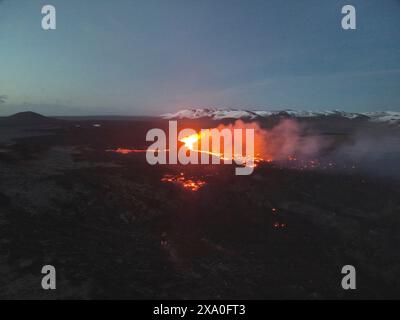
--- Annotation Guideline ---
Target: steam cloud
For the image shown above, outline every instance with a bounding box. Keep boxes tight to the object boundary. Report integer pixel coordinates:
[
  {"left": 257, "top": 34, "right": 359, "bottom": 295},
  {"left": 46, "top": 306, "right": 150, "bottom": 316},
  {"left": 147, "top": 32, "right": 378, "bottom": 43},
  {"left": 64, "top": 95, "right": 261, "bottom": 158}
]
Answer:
[
  {"left": 215, "top": 119, "right": 326, "bottom": 162},
  {"left": 330, "top": 128, "right": 400, "bottom": 179}
]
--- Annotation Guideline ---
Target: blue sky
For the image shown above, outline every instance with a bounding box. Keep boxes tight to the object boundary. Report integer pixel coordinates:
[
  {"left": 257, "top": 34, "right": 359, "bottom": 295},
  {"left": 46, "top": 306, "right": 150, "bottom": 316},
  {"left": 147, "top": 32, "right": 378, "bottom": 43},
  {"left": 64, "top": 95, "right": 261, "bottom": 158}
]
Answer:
[{"left": 0, "top": 0, "right": 399, "bottom": 115}]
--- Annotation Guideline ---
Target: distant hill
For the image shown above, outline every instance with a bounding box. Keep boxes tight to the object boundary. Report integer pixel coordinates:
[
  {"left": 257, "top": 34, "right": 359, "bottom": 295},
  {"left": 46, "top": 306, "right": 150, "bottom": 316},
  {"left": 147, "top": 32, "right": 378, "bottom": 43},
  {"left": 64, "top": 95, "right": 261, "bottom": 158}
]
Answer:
[
  {"left": 162, "top": 108, "right": 400, "bottom": 126},
  {"left": 0, "top": 111, "right": 63, "bottom": 126}
]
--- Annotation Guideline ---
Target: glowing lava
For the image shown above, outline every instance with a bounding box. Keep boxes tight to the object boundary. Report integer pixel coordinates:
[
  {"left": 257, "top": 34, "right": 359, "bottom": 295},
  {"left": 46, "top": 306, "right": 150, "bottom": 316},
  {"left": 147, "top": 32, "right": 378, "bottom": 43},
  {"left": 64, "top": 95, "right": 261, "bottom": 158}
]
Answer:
[
  {"left": 107, "top": 147, "right": 169, "bottom": 154},
  {"left": 180, "top": 133, "right": 201, "bottom": 151},
  {"left": 161, "top": 173, "right": 206, "bottom": 191},
  {"left": 109, "top": 148, "right": 147, "bottom": 154},
  {"left": 179, "top": 131, "right": 261, "bottom": 167}
]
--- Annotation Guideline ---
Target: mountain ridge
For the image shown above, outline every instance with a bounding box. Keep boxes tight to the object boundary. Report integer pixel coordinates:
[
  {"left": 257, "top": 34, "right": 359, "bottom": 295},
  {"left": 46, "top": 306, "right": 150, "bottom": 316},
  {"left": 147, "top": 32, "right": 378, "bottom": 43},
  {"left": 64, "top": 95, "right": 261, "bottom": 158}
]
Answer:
[
  {"left": 162, "top": 108, "right": 400, "bottom": 125},
  {"left": 0, "top": 111, "right": 63, "bottom": 125}
]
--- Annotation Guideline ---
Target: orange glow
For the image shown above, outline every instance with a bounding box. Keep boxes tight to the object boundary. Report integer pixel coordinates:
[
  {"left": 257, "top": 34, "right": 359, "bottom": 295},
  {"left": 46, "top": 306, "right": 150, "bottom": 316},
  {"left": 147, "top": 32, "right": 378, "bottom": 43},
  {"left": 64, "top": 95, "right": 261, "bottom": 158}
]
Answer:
[
  {"left": 161, "top": 173, "right": 206, "bottom": 191},
  {"left": 111, "top": 148, "right": 147, "bottom": 154},
  {"left": 180, "top": 133, "right": 202, "bottom": 151},
  {"left": 178, "top": 130, "right": 262, "bottom": 166},
  {"left": 107, "top": 147, "right": 169, "bottom": 154},
  {"left": 273, "top": 222, "right": 286, "bottom": 229},
  {"left": 106, "top": 119, "right": 344, "bottom": 173}
]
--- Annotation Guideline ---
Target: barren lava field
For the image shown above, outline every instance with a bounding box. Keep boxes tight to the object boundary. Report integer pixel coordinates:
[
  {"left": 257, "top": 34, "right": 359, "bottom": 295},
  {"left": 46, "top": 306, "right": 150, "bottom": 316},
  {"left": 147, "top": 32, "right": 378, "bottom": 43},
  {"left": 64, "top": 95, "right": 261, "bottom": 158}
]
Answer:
[{"left": 0, "top": 115, "right": 399, "bottom": 299}]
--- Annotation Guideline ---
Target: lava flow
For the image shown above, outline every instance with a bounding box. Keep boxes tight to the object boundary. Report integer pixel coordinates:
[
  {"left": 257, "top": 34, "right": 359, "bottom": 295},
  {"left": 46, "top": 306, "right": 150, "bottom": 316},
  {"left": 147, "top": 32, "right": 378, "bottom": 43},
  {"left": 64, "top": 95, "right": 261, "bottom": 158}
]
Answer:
[
  {"left": 108, "top": 148, "right": 147, "bottom": 154},
  {"left": 107, "top": 147, "right": 169, "bottom": 154},
  {"left": 161, "top": 173, "right": 206, "bottom": 191},
  {"left": 179, "top": 131, "right": 262, "bottom": 167},
  {"left": 106, "top": 120, "right": 343, "bottom": 191}
]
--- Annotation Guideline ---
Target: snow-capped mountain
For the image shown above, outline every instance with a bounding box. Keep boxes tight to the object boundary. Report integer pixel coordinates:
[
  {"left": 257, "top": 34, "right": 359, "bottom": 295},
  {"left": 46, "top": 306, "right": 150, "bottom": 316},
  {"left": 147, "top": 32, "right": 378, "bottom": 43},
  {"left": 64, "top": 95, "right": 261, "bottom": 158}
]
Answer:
[
  {"left": 162, "top": 108, "right": 261, "bottom": 120},
  {"left": 162, "top": 108, "right": 400, "bottom": 125},
  {"left": 363, "top": 111, "right": 400, "bottom": 125}
]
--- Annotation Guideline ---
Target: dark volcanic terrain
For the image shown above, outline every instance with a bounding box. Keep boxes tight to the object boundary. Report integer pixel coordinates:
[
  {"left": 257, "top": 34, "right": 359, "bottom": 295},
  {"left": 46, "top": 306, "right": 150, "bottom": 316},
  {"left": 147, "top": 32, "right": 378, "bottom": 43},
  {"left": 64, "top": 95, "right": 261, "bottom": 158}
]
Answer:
[{"left": 0, "top": 112, "right": 399, "bottom": 299}]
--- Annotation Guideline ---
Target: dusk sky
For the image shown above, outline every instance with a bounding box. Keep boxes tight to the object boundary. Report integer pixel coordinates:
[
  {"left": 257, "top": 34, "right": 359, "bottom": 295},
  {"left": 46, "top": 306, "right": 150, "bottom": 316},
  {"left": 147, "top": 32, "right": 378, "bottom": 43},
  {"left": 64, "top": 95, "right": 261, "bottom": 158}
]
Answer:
[{"left": 0, "top": 0, "right": 399, "bottom": 116}]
